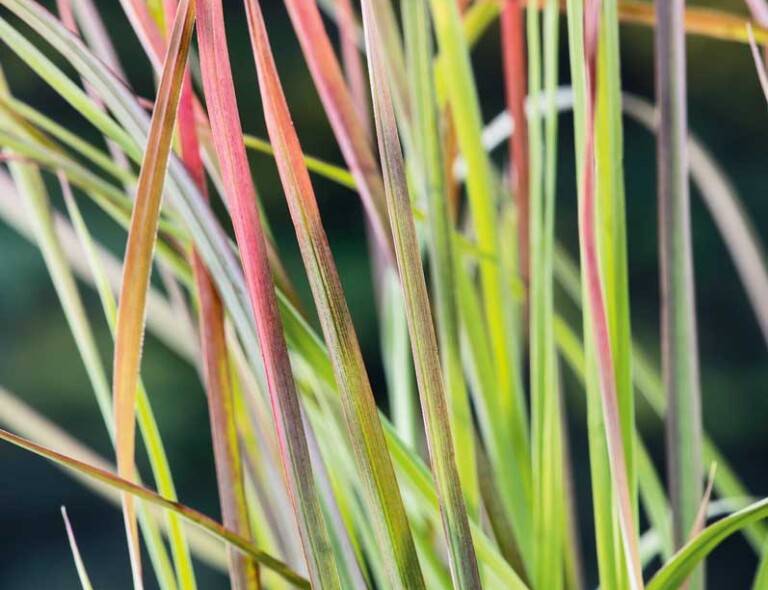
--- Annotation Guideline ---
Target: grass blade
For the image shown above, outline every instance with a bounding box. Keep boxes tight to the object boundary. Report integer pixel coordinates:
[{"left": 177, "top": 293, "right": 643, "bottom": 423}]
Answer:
[
  {"left": 242, "top": 1, "right": 424, "bottom": 587},
  {"left": 647, "top": 498, "right": 768, "bottom": 590},
  {"left": 61, "top": 507, "right": 95, "bottom": 590},
  {"left": 429, "top": 0, "right": 532, "bottom": 563},
  {"left": 111, "top": 3, "right": 196, "bottom": 584},
  {"left": 361, "top": 2, "right": 482, "bottom": 587},
  {"left": 501, "top": 0, "right": 530, "bottom": 291},
  {"left": 0, "top": 427, "right": 309, "bottom": 589},
  {"left": 162, "top": 1, "right": 259, "bottom": 586},
  {"left": 748, "top": 25, "right": 768, "bottom": 103},
  {"left": 581, "top": 1, "right": 643, "bottom": 586},
  {"left": 281, "top": 0, "right": 393, "bottom": 262},
  {"left": 402, "top": 0, "right": 478, "bottom": 515},
  {"left": 195, "top": 1, "right": 341, "bottom": 586},
  {"left": 655, "top": 1, "right": 704, "bottom": 587}
]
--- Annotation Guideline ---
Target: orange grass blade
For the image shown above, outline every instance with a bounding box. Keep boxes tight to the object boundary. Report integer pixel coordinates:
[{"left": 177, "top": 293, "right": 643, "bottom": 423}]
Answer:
[
  {"left": 111, "top": 2, "right": 196, "bottom": 587},
  {"left": 195, "top": 1, "right": 341, "bottom": 586},
  {"left": 243, "top": 2, "right": 425, "bottom": 587}
]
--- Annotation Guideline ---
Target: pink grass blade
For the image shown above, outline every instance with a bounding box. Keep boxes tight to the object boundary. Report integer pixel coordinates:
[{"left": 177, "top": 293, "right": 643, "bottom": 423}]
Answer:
[
  {"left": 581, "top": 1, "right": 643, "bottom": 587},
  {"left": 336, "top": 0, "right": 371, "bottom": 138},
  {"left": 0, "top": 427, "right": 309, "bottom": 589},
  {"left": 160, "top": 2, "right": 261, "bottom": 587},
  {"left": 361, "top": 1, "right": 482, "bottom": 587},
  {"left": 242, "top": 3, "right": 425, "bottom": 588},
  {"left": 194, "top": 1, "right": 341, "bottom": 587},
  {"left": 281, "top": 0, "right": 393, "bottom": 263},
  {"left": 111, "top": 2, "right": 196, "bottom": 586}
]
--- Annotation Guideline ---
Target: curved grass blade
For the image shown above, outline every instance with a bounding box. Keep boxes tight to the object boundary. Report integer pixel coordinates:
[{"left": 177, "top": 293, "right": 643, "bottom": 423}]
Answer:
[
  {"left": 243, "top": 2, "right": 424, "bottom": 588},
  {"left": 0, "top": 427, "right": 310, "bottom": 589},
  {"left": 195, "top": 1, "right": 341, "bottom": 586},
  {"left": 361, "top": 2, "right": 481, "bottom": 587},
  {"left": 61, "top": 507, "right": 95, "bottom": 590},
  {"left": 111, "top": 3, "right": 196, "bottom": 584},
  {"left": 647, "top": 498, "right": 768, "bottom": 590}
]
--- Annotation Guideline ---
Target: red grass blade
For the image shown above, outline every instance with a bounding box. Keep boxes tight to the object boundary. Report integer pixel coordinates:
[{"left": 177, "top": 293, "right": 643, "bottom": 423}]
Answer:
[
  {"left": 195, "top": 1, "right": 341, "bottom": 586},
  {"left": 281, "top": 0, "right": 393, "bottom": 263},
  {"left": 501, "top": 0, "right": 530, "bottom": 292},
  {"left": 111, "top": 2, "right": 196, "bottom": 586},
  {"left": 243, "top": 1, "right": 426, "bottom": 587},
  {"left": 160, "top": 1, "right": 260, "bottom": 587}
]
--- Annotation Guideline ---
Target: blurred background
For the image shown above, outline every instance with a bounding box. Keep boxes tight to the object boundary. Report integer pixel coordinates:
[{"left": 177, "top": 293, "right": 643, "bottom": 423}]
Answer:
[{"left": 0, "top": 0, "right": 765, "bottom": 587}]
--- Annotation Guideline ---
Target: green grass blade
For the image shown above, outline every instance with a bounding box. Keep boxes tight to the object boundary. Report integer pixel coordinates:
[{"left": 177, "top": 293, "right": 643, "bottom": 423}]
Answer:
[
  {"left": 655, "top": 1, "right": 704, "bottom": 587},
  {"left": 528, "top": 0, "right": 565, "bottom": 586},
  {"left": 243, "top": 2, "right": 425, "bottom": 587},
  {"left": 402, "top": 0, "right": 478, "bottom": 515},
  {"left": 647, "top": 498, "right": 768, "bottom": 590},
  {"left": 429, "top": 0, "right": 532, "bottom": 563},
  {"left": 581, "top": 1, "right": 643, "bottom": 586},
  {"left": 361, "top": 2, "right": 481, "bottom": 586}
]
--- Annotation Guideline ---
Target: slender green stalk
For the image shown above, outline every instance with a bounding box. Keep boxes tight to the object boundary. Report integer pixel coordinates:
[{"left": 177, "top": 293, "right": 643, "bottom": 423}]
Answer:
[
  {"left": 402, "top": 0, "right": 478, "bottom": 515},
  {"left": 655, "top": 1, "right": 704, "bottom": 588},
  {"left": 361, "top": 2, "right": 481, "bottom": 587},
  {"left": 429, "top": 0, "right": 532, "bottom": 564}
]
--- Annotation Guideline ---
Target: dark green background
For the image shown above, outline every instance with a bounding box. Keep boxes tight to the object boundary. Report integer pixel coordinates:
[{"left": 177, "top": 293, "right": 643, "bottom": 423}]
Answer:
[{"left": 0, "top": 0, "right": 765, "bottom": 587}]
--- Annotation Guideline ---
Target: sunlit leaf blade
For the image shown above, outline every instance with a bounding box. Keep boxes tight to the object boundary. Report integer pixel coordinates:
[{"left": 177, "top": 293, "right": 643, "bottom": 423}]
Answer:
[
  {"left": 242, "top": 1, "right": 424, "bottom": 588},
  {"left": 111, "top": 3, "right": 196, "bottom": 584},
  {"left": 654, "top": 0, "right": 704, "bottom": 587},
  {"left": 61, "top": 507, "right": 95, "bottom": 590},
  {"left": 361, "top": 2, "right": 482, "bottom": 587},
  {"left": 195, "top": 1, "right": 341, "bottom": 586},
  {"left": 0, "top": 427, "right": 309, "bottom": 589}
]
